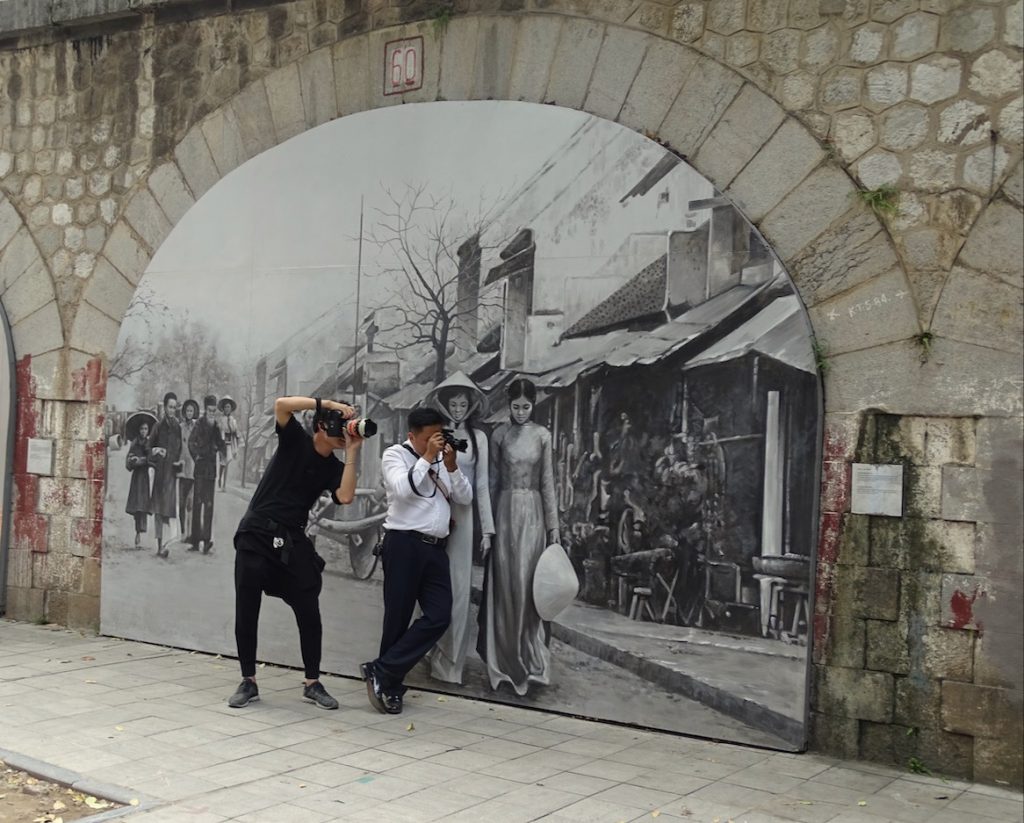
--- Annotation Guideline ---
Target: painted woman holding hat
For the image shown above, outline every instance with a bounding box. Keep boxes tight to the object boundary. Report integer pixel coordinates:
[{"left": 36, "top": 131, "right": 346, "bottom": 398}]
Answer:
[
  {"left": 424, "top": 372, "right": 495, "bottom": 685},
  {"left": 217, "top": 396, "right": 240, "bottom": 492},
  {"left": 124, "top": 411, "right": 156, "bottom": 549},
  {"left": 479, "top": 377, "right": 560, "bottom": 696}
]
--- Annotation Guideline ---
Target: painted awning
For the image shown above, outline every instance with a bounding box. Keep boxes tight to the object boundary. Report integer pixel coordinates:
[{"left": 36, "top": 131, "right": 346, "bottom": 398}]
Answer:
[{"left": 683, "top": 295, "right": 816, "bottom": 374}]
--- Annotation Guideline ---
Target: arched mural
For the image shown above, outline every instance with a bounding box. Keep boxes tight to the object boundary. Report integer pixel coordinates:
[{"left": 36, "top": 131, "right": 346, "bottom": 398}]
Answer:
[{"left": 101, "top": 101, "right": 821, "bottom": 750}]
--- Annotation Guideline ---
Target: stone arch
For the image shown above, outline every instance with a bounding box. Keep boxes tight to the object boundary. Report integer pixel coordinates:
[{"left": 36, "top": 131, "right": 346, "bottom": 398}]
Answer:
[{"left": 83, "top": 12, "right": 916, "bottom": 391}]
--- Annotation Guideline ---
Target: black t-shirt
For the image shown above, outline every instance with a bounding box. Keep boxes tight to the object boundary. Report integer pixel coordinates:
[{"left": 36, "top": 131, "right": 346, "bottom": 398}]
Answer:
[{"left": 243, "top": 416, "right": 344, "bottom": 531}]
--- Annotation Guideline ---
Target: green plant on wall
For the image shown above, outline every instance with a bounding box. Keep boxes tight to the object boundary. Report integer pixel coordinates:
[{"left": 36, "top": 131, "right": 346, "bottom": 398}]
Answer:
[
  {"left": 432, "top": 4, "right": 454, "bottom": 35},
  {"left": 812, "top": 339, "right": 831, "bottom": 376},
  {"left": 913, "top": 330, "right": 935, "bottom": 363},
  {"left": 857, "top": 184, "right": 900, "bottom": 217}
]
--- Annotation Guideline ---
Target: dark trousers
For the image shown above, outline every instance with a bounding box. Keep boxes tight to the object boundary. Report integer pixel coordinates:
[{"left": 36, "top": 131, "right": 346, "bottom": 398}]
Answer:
[
  {"left": 234, "top": 540, "right": 323, "bottom": 680},
  {"left": 374, "top": 531, "right": 452, "bottom": 694},
  {"left": 178, "top": 477, "right": 194, "bottom": 537},
  {"left": 191, "top": 468, "right": 215, "bottom": 544}
]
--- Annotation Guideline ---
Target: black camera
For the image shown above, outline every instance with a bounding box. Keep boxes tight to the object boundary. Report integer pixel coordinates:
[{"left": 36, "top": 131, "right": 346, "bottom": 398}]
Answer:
[
  {"left": 318, "top": 409, "right": 377, "bottom": 439},
  {"left": 442, "top": 428, "right": 468, "bottom": 452}
]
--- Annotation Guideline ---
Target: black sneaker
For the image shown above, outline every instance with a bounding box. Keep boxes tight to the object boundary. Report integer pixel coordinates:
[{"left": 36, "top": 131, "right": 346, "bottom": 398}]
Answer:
[
  {"left": 360, "top": 662, "right": 386, "bottom": 714},
  {"left": 383, "top": 692, "right": 403, "bottom": 715},
  {"left": 228, "top": 679, "right": 259, "bottom": 708},
  {"left": 303, "top": 680, "right": 339, "bottom": 710}
]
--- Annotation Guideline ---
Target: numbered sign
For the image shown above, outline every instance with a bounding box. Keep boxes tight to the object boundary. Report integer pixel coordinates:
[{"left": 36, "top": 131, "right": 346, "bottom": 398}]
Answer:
[{"left": 384, "top": 37, "right": 423, "bottom": 96}]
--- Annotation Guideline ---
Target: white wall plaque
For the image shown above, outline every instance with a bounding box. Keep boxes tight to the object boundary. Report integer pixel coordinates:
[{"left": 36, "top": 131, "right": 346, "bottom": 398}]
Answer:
[
  {"left": 851, "top": 463, "right": 904, "bottom": 517},
  {"left": 27, "top": 438, "right": 54, "bottom": 476}
]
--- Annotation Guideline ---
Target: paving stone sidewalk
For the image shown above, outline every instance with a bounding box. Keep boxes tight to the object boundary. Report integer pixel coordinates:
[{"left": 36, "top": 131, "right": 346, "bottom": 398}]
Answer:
[{"left": 0, "top": 620, "right": 1021, "bottom": 823}]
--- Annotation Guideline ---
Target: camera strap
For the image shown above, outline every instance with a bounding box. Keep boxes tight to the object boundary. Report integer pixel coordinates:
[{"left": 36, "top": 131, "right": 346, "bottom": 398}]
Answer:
[{"left": 401, "top": 443, "right": 448, "bottom": 501}]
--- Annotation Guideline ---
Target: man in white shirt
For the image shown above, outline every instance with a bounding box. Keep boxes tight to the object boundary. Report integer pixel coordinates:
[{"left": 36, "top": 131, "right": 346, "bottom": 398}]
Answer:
[{"left": 361, "top": 407, "right": 473, "bottom": 714}]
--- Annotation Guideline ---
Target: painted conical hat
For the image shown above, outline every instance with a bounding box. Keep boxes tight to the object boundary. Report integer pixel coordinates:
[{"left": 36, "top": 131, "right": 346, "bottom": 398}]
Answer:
[{"left": 533, "top": 543, "right": 579, "bottom": 621}]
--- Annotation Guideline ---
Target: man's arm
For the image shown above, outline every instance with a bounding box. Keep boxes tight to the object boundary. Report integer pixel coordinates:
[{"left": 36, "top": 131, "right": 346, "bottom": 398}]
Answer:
[
  {"left": 381, "top": 446, "right": 434, "bottom": 501},
  {"left": 273, "top": 396, "right": 355, "bottom": 428},
  {"left": 334, "top": 440, "right": 362, "bottom": 504}
]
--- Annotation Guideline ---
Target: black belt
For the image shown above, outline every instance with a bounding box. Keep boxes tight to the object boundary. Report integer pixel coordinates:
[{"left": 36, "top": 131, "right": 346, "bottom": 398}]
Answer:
[
  {"left": 388, "top": 529, "right": 447, "bottom": 549},
  {"left": 238, "top": 513, "right": 304, "bottom": 562}
]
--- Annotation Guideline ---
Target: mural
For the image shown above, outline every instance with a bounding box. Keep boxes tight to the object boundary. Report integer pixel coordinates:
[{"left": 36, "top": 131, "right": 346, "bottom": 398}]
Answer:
[{"left": 101, "top": 102, "right": 821, "bottom": 750}]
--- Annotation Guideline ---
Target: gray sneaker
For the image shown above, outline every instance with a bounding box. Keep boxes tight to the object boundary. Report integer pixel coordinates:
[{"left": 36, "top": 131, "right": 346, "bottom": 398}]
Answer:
[
  {"left": 228, "top": 679, "right": 259, "bottom": 708},
  {"left": 303, "top": 681, "right": 339, "bottom": 710}
]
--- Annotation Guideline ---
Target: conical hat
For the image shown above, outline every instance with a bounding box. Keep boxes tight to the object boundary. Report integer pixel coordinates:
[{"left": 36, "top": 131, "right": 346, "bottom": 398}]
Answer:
[
  {"left": 425, "top": 371, "right": 486, "bottom": 420},
  {"left": 533, "top": 544, "right": 579, "bottom": 621}
]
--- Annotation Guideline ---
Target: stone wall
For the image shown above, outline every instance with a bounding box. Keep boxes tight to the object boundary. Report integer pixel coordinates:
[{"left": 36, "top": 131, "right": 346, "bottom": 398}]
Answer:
[{"left": 0, "top": 0, "right": 1020, "bottom": 784}]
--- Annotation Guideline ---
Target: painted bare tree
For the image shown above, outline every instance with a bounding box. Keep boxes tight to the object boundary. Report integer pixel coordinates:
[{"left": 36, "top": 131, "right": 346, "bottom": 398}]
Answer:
[
  {"left": 366, "top": 184, "right": 506, "bottom": 384},
  {"left": 108, "top": 281, "right": 170, "bottom": 384}
]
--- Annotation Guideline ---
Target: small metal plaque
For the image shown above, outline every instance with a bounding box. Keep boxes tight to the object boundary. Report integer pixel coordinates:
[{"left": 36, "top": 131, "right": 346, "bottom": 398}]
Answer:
[{"left": 850, "top": 463, "right": 904, "bottom": 517}]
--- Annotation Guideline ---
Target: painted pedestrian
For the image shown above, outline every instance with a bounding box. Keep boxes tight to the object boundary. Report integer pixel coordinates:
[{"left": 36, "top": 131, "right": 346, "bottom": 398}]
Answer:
[
  {"left": 124, "top": 411, "right": 156, "bottom": 550},
  {"left": 177, "top": 399, "right": 199, "bottom": 542},
  {"left": 218, "top": 396, "right": 240, "bottom": 492},
  {"left": 424, "top": 372, "right": 495, "bottom": 685},
  {"left": 188, "top": 395, "right": 225, "bottom": 554},
  {"left": 149, "top": 392, "right": 183, "bottom": 557},
  {"left": 479, "top": 377, "right": 561, "bottom": 696}
]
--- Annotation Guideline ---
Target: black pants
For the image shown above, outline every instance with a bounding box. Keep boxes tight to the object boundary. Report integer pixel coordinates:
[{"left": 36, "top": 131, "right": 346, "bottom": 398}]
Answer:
[
  {"left": 374, "top": 531, "right": 452, "bottom": 694},
  {"left": 192, "top": 468, "right": 215, "bottom": 544},
  {"left": 234, "top": 538, "right": 323, "bottom": 680}
]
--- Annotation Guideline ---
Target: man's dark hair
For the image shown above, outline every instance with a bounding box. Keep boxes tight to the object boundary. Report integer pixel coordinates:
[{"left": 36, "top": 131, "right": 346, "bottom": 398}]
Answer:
[
  {"left": 163, "top": 392, "right": 178, "bottom": 407},
  {"left": 408, "top": 407, "right": 446, "bottom": 432}
]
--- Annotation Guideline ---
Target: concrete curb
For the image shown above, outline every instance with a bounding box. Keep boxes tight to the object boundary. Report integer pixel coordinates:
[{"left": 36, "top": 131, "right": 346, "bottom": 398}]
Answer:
[{"left": 0, "top": 746, "right": 161, "bottom": 820}]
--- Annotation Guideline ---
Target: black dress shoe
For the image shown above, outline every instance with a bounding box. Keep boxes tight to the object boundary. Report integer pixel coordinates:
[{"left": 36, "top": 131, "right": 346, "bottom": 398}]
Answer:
[
  {"left": 360, "top": 662, "right": 386, "bottom": 714},
  {"left": 383, "top": 692, "right": 403, "bottom": 714}
]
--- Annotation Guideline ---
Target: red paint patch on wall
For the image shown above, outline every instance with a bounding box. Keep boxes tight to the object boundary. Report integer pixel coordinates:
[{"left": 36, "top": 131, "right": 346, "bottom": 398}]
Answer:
[
  {"left": 812, "top": 613, "right": 831, "bottom": 665},
  {"left": 817, "top": 512, "right": 841, "bottom": 565},
  {"left": 13, "top": 512, "right": 48, "bottom": 554},
  {"left": 71, "top": 357, "right": 107, "bottom": 403},
  {"left": 949, "top": 588, "right": 986, "bottom": 632},
  {"left": 823, "top": 421, "right": 854, "bottom": 462},
  {"left": 819, "top": 461, "right": 851, "bottom": 514},
  {"left": 12, "top": 355, "right": 39, "bottom": 474},
  {"left": 13, "top": 473, "right": 39, "bottom": 513}
]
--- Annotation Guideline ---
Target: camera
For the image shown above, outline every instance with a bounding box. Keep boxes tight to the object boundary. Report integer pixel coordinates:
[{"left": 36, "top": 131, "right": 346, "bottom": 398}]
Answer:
[
  {"left": 319, "top": 409, "right": 377, "bottom": 439},
  {"left": 442, "top": 428, "right": 468, "bottom": 452}
]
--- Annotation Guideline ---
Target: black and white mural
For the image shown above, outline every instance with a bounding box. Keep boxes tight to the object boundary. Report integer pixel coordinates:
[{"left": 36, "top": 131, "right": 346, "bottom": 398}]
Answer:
[{"left": 102, "top": 102, "right": 821, "bottom": 750}]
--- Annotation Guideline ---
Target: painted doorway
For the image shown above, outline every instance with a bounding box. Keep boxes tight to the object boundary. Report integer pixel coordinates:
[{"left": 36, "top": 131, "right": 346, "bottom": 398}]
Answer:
[{"left": 100, "top": 101, "right": 822, "bottom": 750}]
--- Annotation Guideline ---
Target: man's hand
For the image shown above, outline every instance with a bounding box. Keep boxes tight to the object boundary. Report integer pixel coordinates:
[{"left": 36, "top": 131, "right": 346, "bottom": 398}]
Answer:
[
  {"left": 327, "top": 400, "right": 356, "bottom": 419},
  {"left": 442, "top": 443, "right": 459, "bottom": 473},
  {"left": 423, "top": 431, "right": 445, "bottom": 464},
  {"left": 480, "top": 534, "right": 492, "bottom": 562}
]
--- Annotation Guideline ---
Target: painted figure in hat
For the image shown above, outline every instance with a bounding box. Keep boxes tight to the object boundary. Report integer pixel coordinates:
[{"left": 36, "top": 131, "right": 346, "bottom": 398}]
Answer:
[
  {"left": 148, "top": 392, "right": 182, "bottom": 558},
  {"left": 217, "top": 396, "right": 240, "bottom": 492},
  {"left": 188, "top": 395, "right": 226, "bottom": 553},
  {"left": 479, "top": 377, "right": 561, "bottom": 696},
  {"left": 124, "top": 411, "right": 156, "bottom": 549},
  {"left": 177, "top": 399, "right": 200, "bottom": 541},
  {"left": 424, "top": 372, "right": 495, "bottom": 685}
]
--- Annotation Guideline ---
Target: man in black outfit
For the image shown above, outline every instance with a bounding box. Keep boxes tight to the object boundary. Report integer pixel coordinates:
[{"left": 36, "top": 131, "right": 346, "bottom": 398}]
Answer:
[
  {"left": 228, "top": 395, "right": 362, "bottom": 710},
  {"left": 187, "top": 395, "right": 225, "bottom": 554},
  {"left": 361, "top": 407, "right": 472, "bottom": 714}
]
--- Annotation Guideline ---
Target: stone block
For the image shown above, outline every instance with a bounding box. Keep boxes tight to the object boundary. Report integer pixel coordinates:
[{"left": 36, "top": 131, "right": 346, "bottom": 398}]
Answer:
[
  {"left": 974, "top": 734, "right": 1024, "bottom": 787},
  {"left": 229, "top": 79, "right": 276, "bottom": 162},
  {"left": 892, "top": 12, "right": 939, "bottom": 61},
  {"left": 437, "top": 15, "right": 481, "bottom": 103},
  {"left": 621, "top": 40, "right": 698, "bottom": 134},
  {"left": 82, "top": 556, "right": 101, "bottom": 596},
  {"left": 866, "top": 618, "right": 910, "bottom": 675},
  {"left": 706, "top": 0, "right": 745, "bottom": 35},
  {"left": 975, "top": 417, "right": 1024, "bottom": 470},
  {"left": 839, "top": 513, "right": 870, "bottom": 566},
  {"left": 659, "top": 56, "right": 742, "bottom": 159},
  {"left": 83, "top": 256, "right": 135, "bottom": 324},
  {"left": 583, "top": 26, "right": 651, "bottom": 121},
  {"left": 264, "top": 63, "right": 305, "bottom": 143},
  {"left": 825, "top": 338, "right": 1024, "bottom": 417},
  {"left": 123, "top": 188, "right": 173, "bottom": 255},
  {"left": 808, "top": 269, "right": 919, "bottom": 355},
  {"left": 862, "top": 723, "right": 974, "bottom": 778},
  {"left": 1, "top": 259, "right": 51, "bottom": 325},
  {"left": 809, "top": 708, "right": 859, "bottom": 759},
  {"left": 333, "top": 34, "right": 370, "bottom": 116},
  {"left": 923, "top": 418, "right": 976, "bottom": 467},
  {"left": 832, "top": 111, "right": 875, "bottom": 163},
  {"left": 38, "top": 476, "right": 88, "bottom": 519},
  {"left": 865, "top": 63, "right": 908, "bottom": 111},
  {"left": 102, "top": 222, "right": 151, "bottom": 285},
  {"left": 855, "top": 567, "right": 900, "bottom": 621},
  {"left": 942, "top": 680, "right": 1023, "bottom": 738},
  {"left": 1009, "top": 0, "right": 1024, "bottom": 49},
  {"left": 827, "top": 613, "right": 867, "bottom": 668},
  {"left": 761, "top": 166, "right": 860, "bottom": 263},
  {"left": 4, "top": 587, "right": 45, "bottom": 622},
  {"left": 68, "top": 300, "right": 120, "bottom": 357},
  {"left": 879, "top": 103, "right": 928, "bottom": 151},
  {"left": 0, "top": 227, "right": 45, "bottom": 292},
  {"left": 958, "top": 201, "right": 1023, "bottom": 288},
  {"left": 908, "top": 465, "right": 942, "bottom": 518},
  {"left": 6, "top": 547, "right": 32, "bottom": 589},
  {"left": 508, "top": 14, "right": 562, "bottom": 103},
  {"left": 298, "top": 46, "right": 338, "bottom": 129},
  {"left": 849, "top": 22, "right": 885, "bottom": 64},
  {"left": 922, "top": 627, "right": 975, "bottom": 680},
  {"left": 37, "top": 550, "right": 84, "bottom": 594},
  {"left": 940, "top": 573, "right": 988, "bottom": 630},
  {"left": 968, "top": 50, "right": 1023, "bottom": 99},
  {"left": 46, "top": 590, "right": 69, "bottom": 626},
  {"left": 546, "top": 17, "right": 604, "bottom": 109},
  {"left": 910, "top": 56, "right": 962, "bottom": 104},
  {"left": 11, "top": 299, "right": 63, "bottom": 356},
  {"left": 941, "top": 6, "right": 996, "bottom": 53},
  {"left": 819, "top": 459, "right": 850, "bottom": 513},
  {"left": 1005, "top": 161, "right": 1024, "bottom": 207},
  {"left": 761, "top": 28, "right": 801, "bottom": 74},
  {"left": 900, "top": 571, "right": 943, "bottom": 626},
  {"left": 819, "top": 66, "right": 861, "bottom": 110},
  {"left": 200, "top": 107, "right": 246, "bottom": 179},
  {"left": 817, "top": 664, "right": 894, "bottom": 722},
  {"left": 67, "top": 592, "right": 100, "bottom": 631},
  {"left": 727, "top": 119, "right": 824, "bottom": 222},
  {"left": 895, "top": 675, "right": 941, "bottom": 729},
  {"left": 472, "top": 17, "right": 520, "bottom": 103},
  {"left": 173, "top": 125, "right": 220, "bottom": 201},
  {"left": 790, "top": 211, "right": 898, "bottom": 305},
  {"left": 692, "top": 84, "right": 786, "bottom": 189},
  {"left": 924, "top": 518, "right": 976, "bottom": 574},
  {"left": 942, "top": 465, "right": 1009, "bottom": 524}
]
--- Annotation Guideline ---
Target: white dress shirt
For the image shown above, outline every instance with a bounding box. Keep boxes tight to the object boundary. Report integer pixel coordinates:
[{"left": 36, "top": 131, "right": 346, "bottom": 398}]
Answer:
[{"left": 381, "top": 441, "right": 473, "bottom": 538}]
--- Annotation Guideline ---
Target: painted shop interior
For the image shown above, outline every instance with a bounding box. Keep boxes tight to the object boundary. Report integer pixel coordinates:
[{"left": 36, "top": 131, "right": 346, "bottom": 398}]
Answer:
[{"left": 0, "top": 0, "right": 1021, "bottom": 787}]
